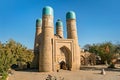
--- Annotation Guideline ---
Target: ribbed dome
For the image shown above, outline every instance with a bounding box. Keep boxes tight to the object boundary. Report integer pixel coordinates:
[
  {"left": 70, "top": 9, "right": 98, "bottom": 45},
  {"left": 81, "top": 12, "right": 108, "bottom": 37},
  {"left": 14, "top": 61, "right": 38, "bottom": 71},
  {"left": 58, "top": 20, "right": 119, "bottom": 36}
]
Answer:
[
  {"left": 42, "top": 6, "right": 53, "bottom": 16},
  {"left": 66, "top": 11, "right": 76, "bottom": 20},
  {"left": 56, "top": 19, "right": 63, "bottom": 27},
  {"left": 36, "top": 18, "right": 42, "bottom": 27}
]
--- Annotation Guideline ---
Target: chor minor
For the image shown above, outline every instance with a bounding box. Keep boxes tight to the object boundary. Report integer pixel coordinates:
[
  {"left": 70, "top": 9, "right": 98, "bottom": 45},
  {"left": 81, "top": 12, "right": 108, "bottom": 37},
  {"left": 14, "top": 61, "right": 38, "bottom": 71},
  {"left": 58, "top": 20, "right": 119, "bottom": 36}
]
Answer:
[{"left": 33, "top": 6, "right": 81, "bottom": 72}]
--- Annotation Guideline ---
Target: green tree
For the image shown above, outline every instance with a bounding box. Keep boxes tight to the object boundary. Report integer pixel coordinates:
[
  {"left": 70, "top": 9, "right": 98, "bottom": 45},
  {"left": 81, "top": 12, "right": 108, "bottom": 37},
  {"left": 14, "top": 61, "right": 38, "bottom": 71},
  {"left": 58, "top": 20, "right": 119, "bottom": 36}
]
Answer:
[
  {"left": 0, "top": 39, "right": 34, "bottom": 80},
  {"left": 84, "top": 42, "right": 118, "bottom": 64}
]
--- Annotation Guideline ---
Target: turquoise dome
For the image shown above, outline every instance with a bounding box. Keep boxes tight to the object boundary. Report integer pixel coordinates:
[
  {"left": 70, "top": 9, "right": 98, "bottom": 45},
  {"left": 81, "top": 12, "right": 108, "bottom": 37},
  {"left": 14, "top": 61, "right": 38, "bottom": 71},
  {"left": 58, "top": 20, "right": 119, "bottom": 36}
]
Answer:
[
  {"left": 56, "top": 19, "right": 63, "bottom": 27},
  {"left": 36, "top": 18, "right": 42, "bottom": 27},
  {"left": 66, "top": 11, "right": 76, "bottom": 20},
  {"left": 42, "top": 6, "right": 53, "bottom": 16}
]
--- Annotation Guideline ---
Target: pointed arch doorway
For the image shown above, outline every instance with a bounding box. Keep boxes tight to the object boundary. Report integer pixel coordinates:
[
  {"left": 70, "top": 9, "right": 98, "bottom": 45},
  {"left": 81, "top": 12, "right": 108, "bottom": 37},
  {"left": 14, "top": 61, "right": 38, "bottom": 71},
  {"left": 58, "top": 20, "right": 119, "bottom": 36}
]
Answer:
[
  {"left": 60, "top": 61, "right": 67, "bottom": 70},
  {"left": 58, "top": 46, "right": 72, "bottom": 70},
  {"left": 53, "top": 39, "right": 74, "bottom": 71}
]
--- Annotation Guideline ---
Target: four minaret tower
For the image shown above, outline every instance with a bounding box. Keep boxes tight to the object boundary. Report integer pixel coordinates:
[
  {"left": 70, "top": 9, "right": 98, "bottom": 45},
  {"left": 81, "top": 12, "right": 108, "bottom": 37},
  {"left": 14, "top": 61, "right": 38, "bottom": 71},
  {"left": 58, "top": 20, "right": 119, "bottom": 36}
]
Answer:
[{"left": 34, "top": 6, "right": 80, "bottom": 72}]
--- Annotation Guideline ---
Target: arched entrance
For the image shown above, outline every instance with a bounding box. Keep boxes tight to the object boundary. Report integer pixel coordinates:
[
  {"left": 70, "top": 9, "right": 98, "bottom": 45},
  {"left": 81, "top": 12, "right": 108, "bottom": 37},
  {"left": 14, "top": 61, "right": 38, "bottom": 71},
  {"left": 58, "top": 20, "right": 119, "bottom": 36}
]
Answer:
[
  {"left": 58, "top": 46, "right": 72, "bottom": 70},
  {"left": 81, "top": 56, "right": 86, "bottom": 65},
  {"left": 60, "top": 61, "right": 67, "bottom": 70}
]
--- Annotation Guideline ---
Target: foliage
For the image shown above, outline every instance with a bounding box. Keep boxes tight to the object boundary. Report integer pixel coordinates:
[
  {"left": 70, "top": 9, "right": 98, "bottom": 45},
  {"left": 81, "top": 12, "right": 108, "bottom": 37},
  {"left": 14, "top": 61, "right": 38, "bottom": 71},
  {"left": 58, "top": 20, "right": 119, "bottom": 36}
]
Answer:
[
  {"left": 108, "top": 63, "right": 115, "bottom": 68},
  {"left": 1, "top": 72, "right": 8, "bottom": 80},
  {"left": 84, "top": 42, "right": 120, "bottom": 64},
  {"left": 0, "top": 39, "right": 34, "bottom": 79}
]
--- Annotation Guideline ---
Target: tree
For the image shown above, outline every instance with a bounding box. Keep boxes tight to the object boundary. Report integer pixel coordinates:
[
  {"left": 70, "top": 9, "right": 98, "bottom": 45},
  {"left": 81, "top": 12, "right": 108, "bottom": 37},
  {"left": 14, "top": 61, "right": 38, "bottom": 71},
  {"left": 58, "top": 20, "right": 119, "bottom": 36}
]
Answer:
[
  {"left": 0, "top": 39, "right": 34, "bottom": 80},
  {"left": 84, "top": 42, "right": 118, "bottom": 64}
]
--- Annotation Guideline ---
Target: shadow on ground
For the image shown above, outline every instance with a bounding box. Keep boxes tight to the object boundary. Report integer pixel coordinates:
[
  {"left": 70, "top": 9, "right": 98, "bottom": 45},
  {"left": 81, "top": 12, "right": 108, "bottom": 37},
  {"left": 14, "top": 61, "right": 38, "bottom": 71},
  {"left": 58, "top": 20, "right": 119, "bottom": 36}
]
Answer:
[{"left": 14, "top": 68, "right": 39, "bottom": 72}]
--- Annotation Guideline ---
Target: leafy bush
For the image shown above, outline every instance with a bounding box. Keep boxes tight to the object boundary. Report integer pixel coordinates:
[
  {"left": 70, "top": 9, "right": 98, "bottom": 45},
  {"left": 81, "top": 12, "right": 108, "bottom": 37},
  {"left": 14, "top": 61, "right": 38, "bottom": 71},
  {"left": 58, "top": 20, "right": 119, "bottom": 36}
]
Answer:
[
  {"left": 108, "top": 63, "right": 115, "bottom": 68},
  {"left": 84, "top": 42, "right": 119, "bottom": 64},
  {"left": 0, "top": 39, "right": 34, "bottom": 79},
  {"left": 1, "top": 72, "right": 8, "bottom": 80}
]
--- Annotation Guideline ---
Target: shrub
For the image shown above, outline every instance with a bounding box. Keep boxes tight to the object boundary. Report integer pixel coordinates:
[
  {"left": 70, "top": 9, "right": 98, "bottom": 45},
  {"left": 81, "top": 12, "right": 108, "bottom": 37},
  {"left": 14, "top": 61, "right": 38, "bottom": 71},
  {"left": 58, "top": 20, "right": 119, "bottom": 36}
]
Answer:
[
  {"left": 1, "top": 72, "right": 8, "bottom": 80},
  {"left": 108, "top": 63, "right": 115, "bottom": 68}
]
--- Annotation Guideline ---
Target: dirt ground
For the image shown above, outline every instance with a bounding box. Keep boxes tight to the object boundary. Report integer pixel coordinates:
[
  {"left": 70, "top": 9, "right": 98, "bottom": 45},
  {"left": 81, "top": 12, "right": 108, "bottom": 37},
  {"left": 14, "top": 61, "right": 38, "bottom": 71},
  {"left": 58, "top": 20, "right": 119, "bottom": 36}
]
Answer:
[{"left": 8, "top": 65, "right": 120, "bottom": 80}]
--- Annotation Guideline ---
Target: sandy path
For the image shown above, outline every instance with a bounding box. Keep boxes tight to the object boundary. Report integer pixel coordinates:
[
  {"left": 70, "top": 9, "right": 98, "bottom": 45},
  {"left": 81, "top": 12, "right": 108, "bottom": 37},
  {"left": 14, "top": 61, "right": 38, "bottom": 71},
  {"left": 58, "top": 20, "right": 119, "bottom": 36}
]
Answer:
[{"left": 8, "top": 69, "right": 120, "bottom": 80}]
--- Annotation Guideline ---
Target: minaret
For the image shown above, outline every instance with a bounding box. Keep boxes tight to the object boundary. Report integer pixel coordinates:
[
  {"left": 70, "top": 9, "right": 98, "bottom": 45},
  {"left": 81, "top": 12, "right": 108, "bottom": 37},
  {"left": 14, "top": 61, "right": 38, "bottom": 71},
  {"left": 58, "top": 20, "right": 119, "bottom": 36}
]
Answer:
[
  {"left": 34, "top": 18, "right": 42, "bottom": 52},
  {"left": 39, "top": 6, "right": 54, "bottom": 72},
  {"left": 66, "top": 11, "right": 80, "bottom": 70},
  {"left": 56, "top": 19, "right": 64, "bottom": 38},
  {"left": 33, "top": 18, "right": 42, "bottom": 68}
]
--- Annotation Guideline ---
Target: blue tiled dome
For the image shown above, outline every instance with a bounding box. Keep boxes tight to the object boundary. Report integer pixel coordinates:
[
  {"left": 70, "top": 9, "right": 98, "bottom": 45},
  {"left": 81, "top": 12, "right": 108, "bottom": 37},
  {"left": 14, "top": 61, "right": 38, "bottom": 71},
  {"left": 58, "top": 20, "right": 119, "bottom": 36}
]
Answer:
[
  {"left": 36, "top": 18, "right": 42, "bottom": 27},
  {"left": 66, "top": 11, "right": 76, "bottom": 20},
  {"left": 56, "top": 19, "right": 63, "bottom": 27},
  {"left": 42, "top": 6, "right": 53, "bottom": 16}
]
